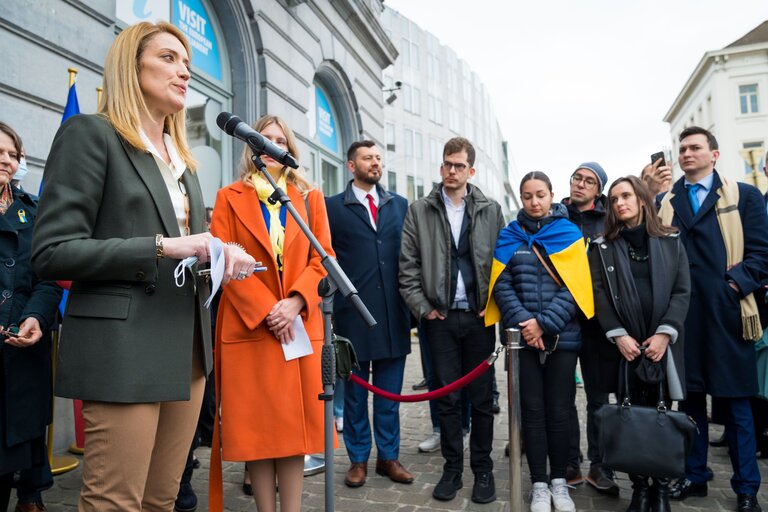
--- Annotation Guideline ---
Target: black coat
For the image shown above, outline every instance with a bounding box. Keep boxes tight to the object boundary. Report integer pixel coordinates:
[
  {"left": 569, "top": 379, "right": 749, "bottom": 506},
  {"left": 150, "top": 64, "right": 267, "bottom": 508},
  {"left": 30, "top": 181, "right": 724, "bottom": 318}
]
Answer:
[
  {"left": 664, "top": 171, "right": 768, "bottom": 397},
  {"left": 325, "top": 182, "right": 411, "bottom": 362},
  {"left": 562, "top": 195, "right": 607, "bottom": 245},
  {"left": 0, "top": 186, "right": 62, "bottom": 473},
  {"left": 493, "top": 205, "right": 581, "bottom": 352},
  {"left": 590, "top": 233, "right": 690, "bottom": 400}
]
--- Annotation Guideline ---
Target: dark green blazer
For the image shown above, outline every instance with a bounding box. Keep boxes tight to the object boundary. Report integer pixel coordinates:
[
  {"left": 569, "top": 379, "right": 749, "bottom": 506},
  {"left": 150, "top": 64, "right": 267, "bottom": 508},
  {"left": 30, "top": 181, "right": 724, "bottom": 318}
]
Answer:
[{"left": 32, "top": 114, "right": 212, "bottom": 403}]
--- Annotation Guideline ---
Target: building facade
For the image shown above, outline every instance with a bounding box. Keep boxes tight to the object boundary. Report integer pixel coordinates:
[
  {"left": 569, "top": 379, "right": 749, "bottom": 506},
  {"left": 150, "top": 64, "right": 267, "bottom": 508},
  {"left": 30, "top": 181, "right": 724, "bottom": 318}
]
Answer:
[
  {"left": 0, "top": 0, "right": 396, "bottom": 452},
  {"left": 380, "top": 6, "right": 516, "bottom": 216},
  {"left": 0, "top": 0, "right": 397, "bottom": 204},
  {"left": 664, "top": 21, "right": 768, "bottom": 190}
]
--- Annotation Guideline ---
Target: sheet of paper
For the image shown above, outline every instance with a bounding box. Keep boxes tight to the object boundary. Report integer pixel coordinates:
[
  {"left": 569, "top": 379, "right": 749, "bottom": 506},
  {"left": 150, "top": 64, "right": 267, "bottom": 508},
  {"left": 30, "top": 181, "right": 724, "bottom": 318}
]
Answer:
[
  {"left": 282, "top": 315, "right": 314, "bottom": 361},
  {"left": 204, "top": 238, "right": 225, "bottom": 308}
]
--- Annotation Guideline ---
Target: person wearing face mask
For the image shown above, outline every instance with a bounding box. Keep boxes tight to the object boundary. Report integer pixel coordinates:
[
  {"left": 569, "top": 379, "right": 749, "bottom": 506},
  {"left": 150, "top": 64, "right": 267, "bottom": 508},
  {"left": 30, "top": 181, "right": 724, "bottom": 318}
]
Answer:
[
  {"left": 209, "top": 115, "right": 334, "bottom": 512},
  {"left": 488, "top": 171, "right": 594, "bottom": 512},
  {"left": 31, "top": 22, "right": 255, "bottom": 511},
  {"left": 0, "top": 122, "right": 62, "bottom": 512},
  {"left": 11, "top": 148, "right": 28, "bottom": 189},
  {"left": 590, "top": 176, "right": 690, "bottom": 512}
]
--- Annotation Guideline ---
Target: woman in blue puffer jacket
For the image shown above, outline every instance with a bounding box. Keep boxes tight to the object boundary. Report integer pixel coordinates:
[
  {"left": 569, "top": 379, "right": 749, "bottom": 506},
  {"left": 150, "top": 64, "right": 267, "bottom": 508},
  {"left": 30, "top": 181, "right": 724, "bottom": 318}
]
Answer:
[{"left": 492, "top": 171, "right": 593, "bottom": 512}]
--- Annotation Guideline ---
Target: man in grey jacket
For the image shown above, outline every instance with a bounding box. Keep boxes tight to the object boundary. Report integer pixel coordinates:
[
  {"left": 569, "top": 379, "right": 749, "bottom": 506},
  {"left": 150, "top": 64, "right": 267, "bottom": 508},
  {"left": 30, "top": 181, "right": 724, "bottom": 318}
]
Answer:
[{"left": 399, "top": 137, "right": 505, "bottom": 504}]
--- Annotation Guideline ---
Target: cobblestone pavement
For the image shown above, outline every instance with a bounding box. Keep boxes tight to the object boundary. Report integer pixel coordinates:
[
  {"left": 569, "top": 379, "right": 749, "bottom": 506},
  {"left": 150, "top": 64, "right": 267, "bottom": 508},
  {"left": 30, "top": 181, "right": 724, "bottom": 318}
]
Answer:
[{"left": 24, "top": 338, "right": 768, "bottom": 511}]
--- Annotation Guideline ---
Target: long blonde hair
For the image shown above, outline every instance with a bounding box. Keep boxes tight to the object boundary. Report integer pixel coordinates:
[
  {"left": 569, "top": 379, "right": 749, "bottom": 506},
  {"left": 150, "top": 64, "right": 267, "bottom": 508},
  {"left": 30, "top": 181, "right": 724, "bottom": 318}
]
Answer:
[
  {"left": 99, "top": 21, "right": 196, "bottom": 170},
  {"left": 239, "top": 115, "right": 313, "bottom": 196}
]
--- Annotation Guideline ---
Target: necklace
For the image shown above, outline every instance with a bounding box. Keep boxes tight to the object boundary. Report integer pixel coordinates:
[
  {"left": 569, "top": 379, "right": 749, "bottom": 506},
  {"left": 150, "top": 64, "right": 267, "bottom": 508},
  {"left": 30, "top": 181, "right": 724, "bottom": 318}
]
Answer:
[{"left": 628, "top": 244, "right": 648, "bottom": 262}]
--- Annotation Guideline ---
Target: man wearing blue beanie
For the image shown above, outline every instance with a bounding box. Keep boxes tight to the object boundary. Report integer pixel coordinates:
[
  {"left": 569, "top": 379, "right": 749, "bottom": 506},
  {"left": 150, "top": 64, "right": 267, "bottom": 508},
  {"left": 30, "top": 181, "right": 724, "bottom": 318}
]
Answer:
[{"left": 560, "top": 161, "right": 620, "bottom": 496}]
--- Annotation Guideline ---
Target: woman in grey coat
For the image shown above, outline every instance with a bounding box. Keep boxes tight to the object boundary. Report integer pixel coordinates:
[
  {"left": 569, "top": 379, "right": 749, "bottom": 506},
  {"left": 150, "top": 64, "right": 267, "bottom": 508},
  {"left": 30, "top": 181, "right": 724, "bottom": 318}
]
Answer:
[{"left": 589, "top": 176, "right": 690, "bottom": 512}]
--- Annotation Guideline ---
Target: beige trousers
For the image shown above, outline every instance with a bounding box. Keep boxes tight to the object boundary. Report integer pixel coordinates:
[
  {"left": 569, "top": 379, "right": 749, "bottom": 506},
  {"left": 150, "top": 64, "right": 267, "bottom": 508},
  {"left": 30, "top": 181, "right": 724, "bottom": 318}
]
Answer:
[{"left": 77, "top": 357, "right": 205, "bottom": 512}]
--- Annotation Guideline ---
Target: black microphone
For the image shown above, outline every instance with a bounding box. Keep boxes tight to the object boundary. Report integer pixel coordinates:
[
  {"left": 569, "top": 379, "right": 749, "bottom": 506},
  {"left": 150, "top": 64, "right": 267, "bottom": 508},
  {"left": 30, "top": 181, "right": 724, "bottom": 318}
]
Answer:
[{"left": 216, "top": 112, "right": 299, "bottom": 169}]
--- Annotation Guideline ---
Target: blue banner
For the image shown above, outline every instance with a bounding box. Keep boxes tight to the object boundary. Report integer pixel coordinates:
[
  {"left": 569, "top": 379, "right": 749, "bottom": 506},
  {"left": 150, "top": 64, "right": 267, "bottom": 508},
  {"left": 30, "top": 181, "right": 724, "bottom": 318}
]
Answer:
[
  {"left": 172, "top": 0, "right": 222, "bottom": 80},
  {"left": 315, "top": 87, "right": 338, "bottom": 152}
]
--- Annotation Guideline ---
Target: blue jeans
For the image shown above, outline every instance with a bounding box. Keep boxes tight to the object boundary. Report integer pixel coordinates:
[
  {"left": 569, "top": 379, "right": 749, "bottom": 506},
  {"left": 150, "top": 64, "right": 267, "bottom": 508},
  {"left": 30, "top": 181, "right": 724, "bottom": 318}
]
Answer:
[
  {"left": 334, "top": 377, "right": 345, "bottom": 419},
  {"left": 344, "top": 356, "right": 407, "bottom": 462},
  {"left": 680, "top": 392, "right": 761, "bottom": 494}
]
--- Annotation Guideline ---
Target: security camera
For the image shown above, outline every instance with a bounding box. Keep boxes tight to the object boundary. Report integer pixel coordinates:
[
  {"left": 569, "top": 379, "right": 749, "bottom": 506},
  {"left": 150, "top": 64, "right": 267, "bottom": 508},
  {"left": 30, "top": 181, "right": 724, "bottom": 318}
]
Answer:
[{"left": 394, "top": 80, "right": 402, "bottom": 88}]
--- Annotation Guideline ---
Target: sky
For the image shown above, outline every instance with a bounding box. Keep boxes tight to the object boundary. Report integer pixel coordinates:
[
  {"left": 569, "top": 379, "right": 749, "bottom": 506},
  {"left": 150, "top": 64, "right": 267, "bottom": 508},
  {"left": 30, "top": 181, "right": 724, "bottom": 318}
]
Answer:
[{"left": 384, "top": 0, "right": 768, "bottom": 198}]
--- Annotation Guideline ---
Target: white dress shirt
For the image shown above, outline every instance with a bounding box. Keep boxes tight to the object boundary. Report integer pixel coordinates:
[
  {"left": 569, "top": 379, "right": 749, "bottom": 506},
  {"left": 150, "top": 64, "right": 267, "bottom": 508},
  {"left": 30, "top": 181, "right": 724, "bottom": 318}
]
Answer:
[
  {"left": 351, "top": 182, "right": 378, "bottom": 230},
  {"left": 140, "top": 130, "right": 188, "bottom": 236},
  {"left": 441, "top": 186, "right": 468, "bottom": 303}
]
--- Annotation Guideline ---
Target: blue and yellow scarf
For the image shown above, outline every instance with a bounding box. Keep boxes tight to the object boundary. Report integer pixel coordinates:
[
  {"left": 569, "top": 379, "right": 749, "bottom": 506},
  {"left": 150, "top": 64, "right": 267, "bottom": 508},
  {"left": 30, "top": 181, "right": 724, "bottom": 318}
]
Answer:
[{"left": 485, "top": 217, "right": 594, "bottom": 326}]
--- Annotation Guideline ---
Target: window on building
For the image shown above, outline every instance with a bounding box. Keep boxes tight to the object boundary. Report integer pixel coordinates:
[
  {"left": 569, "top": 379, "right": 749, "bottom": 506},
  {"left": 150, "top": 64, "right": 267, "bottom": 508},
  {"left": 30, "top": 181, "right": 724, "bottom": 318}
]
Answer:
[
  {"left": 321, "top": 160, "right": 340, "bottom": 196},
  {"left": 400, "top": 37, "right": 411, "bottom": 67},
  {"left": 400, "top": 20, "right": 420, "bottom": 70},
  {"left": 412, "top": 88, "right": 421, "bottom": 115},
  {"left": 385, "top": 123, "right": 396, "bottom": 153},
  {"left": 416, "top": 177, "right": 424, "bottom": 198},
  {"left": 407, "top": 175, "right": 416, "bottom": 202},
  {"left": 742, "top": 141, "right": 765, "bottom": 174},
  {"left": 402, "top": 84, "right": 412, "bottom": 112},
  {"left": 388, "top": 170, "right": 397, "bottom": 193},
  {"left": 449, "top": 108, "right": 460, "bottom": 133},
  {"left": 414, "top": 131, "right": 423, "bottom": 159},
  {"left": 429, "top": 137, "right": 440, "bottom": 166},
  {"left": 739, "top": 84, "right": 759, "bottom": 114},
  {"left": 404, "top": 128, "right": 414, "bottom": 156}
]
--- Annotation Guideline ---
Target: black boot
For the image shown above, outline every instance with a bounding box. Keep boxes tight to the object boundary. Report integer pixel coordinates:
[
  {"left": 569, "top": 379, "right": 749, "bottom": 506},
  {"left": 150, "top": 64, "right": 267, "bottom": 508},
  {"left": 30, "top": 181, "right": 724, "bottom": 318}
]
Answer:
[
  {"left": 627, "top": 475, "right": 651, "bottom": 512},
  {"left": 651, "top": 478, "right": 671, "bottom": 512}
]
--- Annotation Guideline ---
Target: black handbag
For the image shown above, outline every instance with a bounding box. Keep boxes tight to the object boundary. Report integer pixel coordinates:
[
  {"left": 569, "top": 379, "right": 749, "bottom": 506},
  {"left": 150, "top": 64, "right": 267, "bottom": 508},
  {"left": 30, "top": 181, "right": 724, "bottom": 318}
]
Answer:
[
  {"left": 333, "top": 333, "right": 359, "bottom": 380},
  {"left": 595, "top": 360, "right": 697, "bottom": 478}
]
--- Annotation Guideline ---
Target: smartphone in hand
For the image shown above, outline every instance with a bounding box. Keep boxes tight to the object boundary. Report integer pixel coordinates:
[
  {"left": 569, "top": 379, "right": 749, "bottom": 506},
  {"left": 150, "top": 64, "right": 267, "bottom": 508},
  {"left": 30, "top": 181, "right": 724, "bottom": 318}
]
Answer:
[{"left": 650, "top": 151, "right": 665, "bottom": 168}]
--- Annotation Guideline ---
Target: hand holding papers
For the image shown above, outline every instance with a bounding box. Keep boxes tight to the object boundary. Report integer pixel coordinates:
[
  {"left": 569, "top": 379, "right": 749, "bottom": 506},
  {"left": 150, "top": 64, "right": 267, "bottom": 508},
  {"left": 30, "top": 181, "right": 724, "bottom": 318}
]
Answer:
[{"left": 281, "top": 315, "right": 313, "bottom": 361}]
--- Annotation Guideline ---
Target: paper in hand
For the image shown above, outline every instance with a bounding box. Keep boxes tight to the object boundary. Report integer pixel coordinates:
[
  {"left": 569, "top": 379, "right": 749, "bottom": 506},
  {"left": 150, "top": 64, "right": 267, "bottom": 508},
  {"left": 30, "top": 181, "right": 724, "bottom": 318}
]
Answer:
[
  {"left": 204, "top": 238, "right": 225, "bottom": 308},
  {"left": 281, "top": 315, "right": 314, "bottom": 361}
]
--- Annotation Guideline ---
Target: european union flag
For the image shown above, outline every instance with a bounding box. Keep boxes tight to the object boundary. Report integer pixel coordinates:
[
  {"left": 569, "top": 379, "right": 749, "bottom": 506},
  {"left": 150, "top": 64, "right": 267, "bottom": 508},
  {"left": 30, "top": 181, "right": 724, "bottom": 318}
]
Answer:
[
  {"left": 49, "top": 80, "right": 80, "bottom": 313},
  {"left": 62, "top": 82, "right": 80, "bottom": 122}
]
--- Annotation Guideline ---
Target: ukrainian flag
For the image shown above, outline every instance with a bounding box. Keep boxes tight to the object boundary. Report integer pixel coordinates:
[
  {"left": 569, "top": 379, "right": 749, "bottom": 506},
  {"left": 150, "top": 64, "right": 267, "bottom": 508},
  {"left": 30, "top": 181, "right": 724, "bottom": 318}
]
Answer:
[{"left": 485, "top": 218, "right": 594, "bottom": 326}]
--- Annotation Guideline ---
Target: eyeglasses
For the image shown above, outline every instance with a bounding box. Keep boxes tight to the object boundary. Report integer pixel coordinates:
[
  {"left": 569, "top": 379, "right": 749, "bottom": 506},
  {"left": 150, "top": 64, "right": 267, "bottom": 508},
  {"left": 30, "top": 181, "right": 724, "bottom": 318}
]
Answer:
[
  {"left": 570, "top": 174, "right": 598, "bottom": 188},
  {"left": 441, "top": 161, "right": 468, "bottom": 172}
]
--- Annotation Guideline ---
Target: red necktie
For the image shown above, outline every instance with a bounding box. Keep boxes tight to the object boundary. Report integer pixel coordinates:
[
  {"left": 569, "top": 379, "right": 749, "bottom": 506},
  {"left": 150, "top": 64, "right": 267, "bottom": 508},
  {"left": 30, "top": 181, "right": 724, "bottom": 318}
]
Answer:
[{"left": 366, "top": 194, "right": 378, "bottom": 225}]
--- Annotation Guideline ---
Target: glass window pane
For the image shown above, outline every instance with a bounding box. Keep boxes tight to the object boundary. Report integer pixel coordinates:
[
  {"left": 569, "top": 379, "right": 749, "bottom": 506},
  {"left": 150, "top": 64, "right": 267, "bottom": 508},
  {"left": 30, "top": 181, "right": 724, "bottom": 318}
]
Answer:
[
  {"left": 388, "top": 171, "right": 397, "bottom": 193},
  {"left": 322, "top": 161, "right": 339, "bottom": 196}
]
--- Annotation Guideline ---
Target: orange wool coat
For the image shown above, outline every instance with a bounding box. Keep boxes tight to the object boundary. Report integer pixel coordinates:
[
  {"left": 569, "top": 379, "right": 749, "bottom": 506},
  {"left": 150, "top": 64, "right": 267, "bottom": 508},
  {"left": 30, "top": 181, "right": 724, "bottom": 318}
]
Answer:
[{"left": 210, "top": 180, "right": 335, "bottom": 462}]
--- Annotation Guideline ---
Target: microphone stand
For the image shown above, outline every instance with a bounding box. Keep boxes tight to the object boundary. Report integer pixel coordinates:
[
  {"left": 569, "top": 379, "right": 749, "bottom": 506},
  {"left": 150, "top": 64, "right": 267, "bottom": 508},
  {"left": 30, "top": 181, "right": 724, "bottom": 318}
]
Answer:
[{"left": 250, "top": 154, "right": 376, "bottom": 512}]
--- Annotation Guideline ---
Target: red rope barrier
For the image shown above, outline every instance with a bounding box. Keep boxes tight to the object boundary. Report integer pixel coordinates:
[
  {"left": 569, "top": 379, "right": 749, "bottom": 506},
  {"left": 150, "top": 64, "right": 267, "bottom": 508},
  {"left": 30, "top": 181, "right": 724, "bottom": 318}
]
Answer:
[{"left": 349, "top": 359, "right": 492, "bottom": 402}]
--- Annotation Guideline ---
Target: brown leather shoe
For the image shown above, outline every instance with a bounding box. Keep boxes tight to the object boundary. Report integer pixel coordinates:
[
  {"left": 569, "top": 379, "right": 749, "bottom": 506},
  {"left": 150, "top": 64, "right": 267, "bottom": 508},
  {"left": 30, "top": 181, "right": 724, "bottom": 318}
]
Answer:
[
  {"left": 375, "top": 459, "right": 414, "bottom": 484},
  {"left": 15, "top": 503, "right": 47, "bottom": 512},
  {"left": 345, "top": 462, "right": 368, "bottom": 487}
]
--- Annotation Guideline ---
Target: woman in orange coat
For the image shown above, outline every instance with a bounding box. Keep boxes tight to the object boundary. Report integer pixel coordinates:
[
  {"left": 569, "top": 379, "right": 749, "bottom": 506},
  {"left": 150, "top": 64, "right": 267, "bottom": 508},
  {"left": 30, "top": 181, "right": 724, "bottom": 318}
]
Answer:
[{"left": 210, "top": 115, "right": 334, "bottom": 512}]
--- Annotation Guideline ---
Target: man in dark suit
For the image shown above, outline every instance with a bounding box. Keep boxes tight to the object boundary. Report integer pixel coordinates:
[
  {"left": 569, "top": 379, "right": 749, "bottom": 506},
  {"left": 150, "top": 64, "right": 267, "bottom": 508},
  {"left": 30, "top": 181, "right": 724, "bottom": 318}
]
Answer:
[
  {"left": 326, "top": 141, "right": 413, "bottom": 488},
  {"left": 661, "top": 127, "right": 768, "bottom": 512}
]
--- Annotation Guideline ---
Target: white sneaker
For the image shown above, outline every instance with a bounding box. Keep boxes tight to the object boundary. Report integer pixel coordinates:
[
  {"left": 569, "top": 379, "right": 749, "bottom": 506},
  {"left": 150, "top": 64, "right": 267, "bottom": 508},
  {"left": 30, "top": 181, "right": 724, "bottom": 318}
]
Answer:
[
  {"left": 530, "top": 482, "right": 551, "bottom": 512},
  {"left": 335, "top": 417, "right": 343, "bottom": 433},
  {"left": 418, "top": 432, "right": 441, "bottom": 452},
  {"left": 550, "top": 478, "right": 575, "bottom": 512}
]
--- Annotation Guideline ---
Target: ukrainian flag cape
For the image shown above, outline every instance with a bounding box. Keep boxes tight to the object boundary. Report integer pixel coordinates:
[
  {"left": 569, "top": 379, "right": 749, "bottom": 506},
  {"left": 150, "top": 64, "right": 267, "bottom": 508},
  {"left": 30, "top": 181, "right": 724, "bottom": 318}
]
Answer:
[{"left": 485, "top": 217, "right": 594, "bottom": 326}]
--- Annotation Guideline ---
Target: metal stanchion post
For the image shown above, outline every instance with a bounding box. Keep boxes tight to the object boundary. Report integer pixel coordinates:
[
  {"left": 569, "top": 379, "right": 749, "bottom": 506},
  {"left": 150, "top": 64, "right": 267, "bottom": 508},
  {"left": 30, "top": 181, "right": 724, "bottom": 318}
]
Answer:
[{"left": 506, "top": 328, "right": 523, "bottom": 512}]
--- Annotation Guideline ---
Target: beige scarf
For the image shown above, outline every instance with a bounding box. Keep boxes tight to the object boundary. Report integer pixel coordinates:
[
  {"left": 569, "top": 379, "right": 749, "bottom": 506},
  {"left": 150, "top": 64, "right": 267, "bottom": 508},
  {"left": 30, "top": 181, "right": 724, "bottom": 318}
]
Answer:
[{"left": 659, "top": 177, "right": 762, "bottom": 341}]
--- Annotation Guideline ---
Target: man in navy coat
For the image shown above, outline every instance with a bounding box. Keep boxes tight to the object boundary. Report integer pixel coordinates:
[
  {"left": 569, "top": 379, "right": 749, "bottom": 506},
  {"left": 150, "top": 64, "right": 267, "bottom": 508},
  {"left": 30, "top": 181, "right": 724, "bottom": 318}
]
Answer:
[
  {"left": 663, "top": 127, "right": 768, "bottom": 512},
  {"left": 326, "top": 141, "right": 413, "bottom": 489}
]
